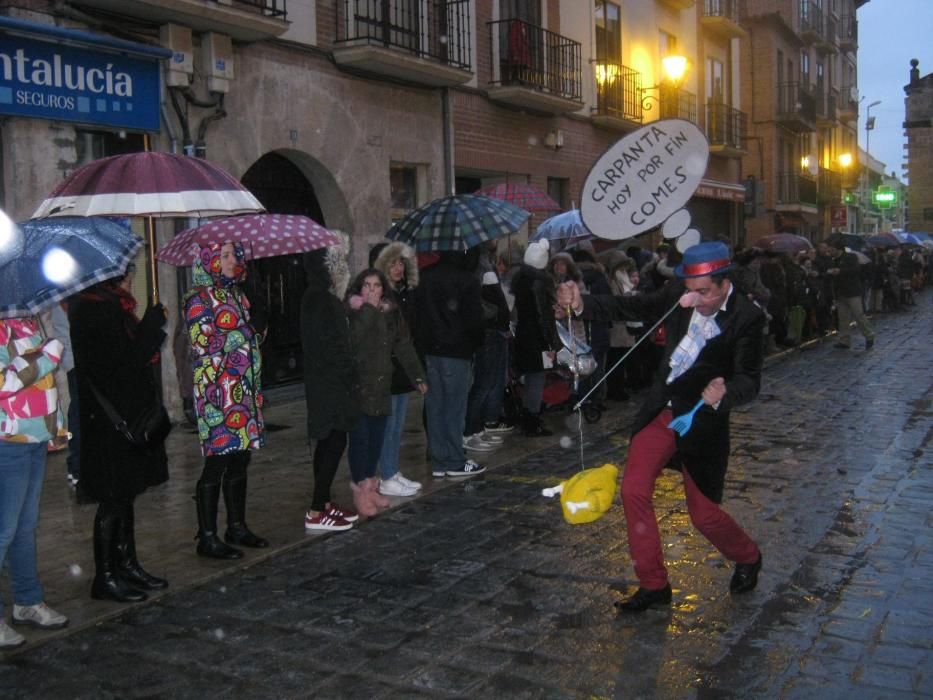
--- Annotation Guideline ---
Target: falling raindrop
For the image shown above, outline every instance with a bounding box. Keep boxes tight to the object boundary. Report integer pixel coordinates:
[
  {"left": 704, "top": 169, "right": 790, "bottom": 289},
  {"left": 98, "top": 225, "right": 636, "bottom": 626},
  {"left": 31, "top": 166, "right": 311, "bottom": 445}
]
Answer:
[
  {"left": 213, "top": 628, "right": 225, "bottom": 641},
  {"left": 559, "top": 436, "right": 573, "bottom": 449},
  {"left": 68, "top": 563, "right": 82, "bottom": 577},
  {"left": 634, "top": 521, "right": 648, "bottom": 534},
  {"left": 527, "top": 135, "right": 539, "bottom": 146},
  {"left": 219, "top": 586, "right": 227, "bottom": 594},
  {"left": 439, "top": 34, "right": 448, "bottom": 44}
]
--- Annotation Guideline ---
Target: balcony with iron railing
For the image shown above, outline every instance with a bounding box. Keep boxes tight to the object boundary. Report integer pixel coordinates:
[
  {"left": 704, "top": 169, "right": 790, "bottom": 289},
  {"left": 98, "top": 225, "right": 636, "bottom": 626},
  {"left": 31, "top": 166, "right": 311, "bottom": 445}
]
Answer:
[
  {"left": 487, "top": 19, "right": 583, "bottom": 114},
  {"left": 701, "top": 0, "right": 746, "bottom": 39},
  {"left": 333, "top": 0, "right": 473, "bottom": 87},
  {"left": 815, "top": 90, "right": 837, "bottom": 125},
  {"left": 646, "top": 85, "right": 697, "bottom": 123},
  {"left": 838, "top": 14, "right": 858, "bottom": 51},
  {"left": 71, "top": 0, "right": 288, "bottom": 40},
  {"left": 775, "top": 81, "right": 816, "bottom": 132},
  {"left": 777, "top": 170, "right": 818, "bottom": 207},
  {"left": 798, "top": 0, "right": 825, "bottom": 43},
  {"left": 591, "top": 62, "right": 643, "bottom": 130},
  {"left": 820, "top": 15, "right": 838, "bottom": 53},
  {"left": 818, "top": 167, "right": 842, "bottom": 204},
  {"left": 706, "top": 103, "right": 747, "bottom": 156},
  {"left": 838, "top": 84, "right": 858, "bottom": 121}
]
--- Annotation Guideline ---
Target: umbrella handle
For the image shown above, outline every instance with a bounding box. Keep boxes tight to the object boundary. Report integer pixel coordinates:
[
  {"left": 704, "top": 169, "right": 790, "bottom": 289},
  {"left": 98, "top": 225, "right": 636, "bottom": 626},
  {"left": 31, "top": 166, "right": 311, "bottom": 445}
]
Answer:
[{"left": 146, "top": 215, "right": 159, "bottom": 306}]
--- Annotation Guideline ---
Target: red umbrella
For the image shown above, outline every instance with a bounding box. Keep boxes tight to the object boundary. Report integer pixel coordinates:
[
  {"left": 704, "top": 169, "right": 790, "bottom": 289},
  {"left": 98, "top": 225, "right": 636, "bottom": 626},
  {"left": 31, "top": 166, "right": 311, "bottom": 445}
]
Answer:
[
  {"left": 473, "top": 183, "right": 560, "bottom": 213},
  {"left": 157, "top": 214, "right": 340, "bottom": 266},
  {"left": 32, "top": 151, "right": 263, "bottom": 302},
  {"left": 755, "top": 233, "right": 814, "bottom": 255},
  {"left": 32, "top": 152, "right": 263, "bottom": 219}
]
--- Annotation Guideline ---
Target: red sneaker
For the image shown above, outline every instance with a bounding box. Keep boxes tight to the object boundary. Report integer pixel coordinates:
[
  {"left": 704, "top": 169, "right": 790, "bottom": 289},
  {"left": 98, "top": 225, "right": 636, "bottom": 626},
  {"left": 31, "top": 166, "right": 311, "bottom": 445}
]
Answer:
[
  {"left": 325, "top": 502, "right": 359, "bottom": 523},
  {"left": 304, "top": 511, "right": 352, "bottom": 532}
]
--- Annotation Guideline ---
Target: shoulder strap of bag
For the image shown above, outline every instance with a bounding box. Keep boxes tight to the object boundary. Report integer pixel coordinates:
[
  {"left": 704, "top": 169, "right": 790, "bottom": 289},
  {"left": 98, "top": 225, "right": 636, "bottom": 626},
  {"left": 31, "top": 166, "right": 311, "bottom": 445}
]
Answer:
[{"left": 86, "top": 379, "right": 132, "bottom": 439}]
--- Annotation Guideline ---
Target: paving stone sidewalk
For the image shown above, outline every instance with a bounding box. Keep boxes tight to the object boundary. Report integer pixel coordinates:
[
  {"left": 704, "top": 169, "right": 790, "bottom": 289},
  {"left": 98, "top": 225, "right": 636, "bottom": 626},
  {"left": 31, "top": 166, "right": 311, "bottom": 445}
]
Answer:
[{"left": 2, "top": 294, "right": 932, "bottom": 698}]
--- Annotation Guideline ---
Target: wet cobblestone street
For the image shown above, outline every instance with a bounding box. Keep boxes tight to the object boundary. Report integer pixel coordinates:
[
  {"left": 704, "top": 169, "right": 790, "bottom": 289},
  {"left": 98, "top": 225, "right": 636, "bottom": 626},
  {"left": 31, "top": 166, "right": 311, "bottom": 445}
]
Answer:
[{"left": 1, "top": 293, "right": 931, "bottom": 699}]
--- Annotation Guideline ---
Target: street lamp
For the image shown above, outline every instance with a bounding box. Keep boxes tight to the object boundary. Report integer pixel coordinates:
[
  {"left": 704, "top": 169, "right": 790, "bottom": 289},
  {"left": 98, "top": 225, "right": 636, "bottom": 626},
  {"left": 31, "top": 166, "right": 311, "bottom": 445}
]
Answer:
[
  {"left": 641, "top": 54, "right": 690, "bottom": 114},
  {"left": 861, "top": 99, "right": 881, "bottom": 233}
]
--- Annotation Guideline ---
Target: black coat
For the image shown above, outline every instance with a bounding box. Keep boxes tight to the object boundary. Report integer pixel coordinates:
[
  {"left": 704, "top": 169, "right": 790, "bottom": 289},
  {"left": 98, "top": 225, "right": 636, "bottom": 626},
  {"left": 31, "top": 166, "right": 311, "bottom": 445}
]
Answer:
[
  {"left": 512, "top": 265, "right": 559, "bottom": 373},
  {"left": 300, "top": 252, "right": 361, "bottom": 441},
  {"left": 415, "top": 254, "right": 484, "bottom": 359},
  {"left": 69, "top": 287, "right": 168, "bottom": 503},
  {"left": 582, "top": 281, "right": 766, "bottom": 502}
]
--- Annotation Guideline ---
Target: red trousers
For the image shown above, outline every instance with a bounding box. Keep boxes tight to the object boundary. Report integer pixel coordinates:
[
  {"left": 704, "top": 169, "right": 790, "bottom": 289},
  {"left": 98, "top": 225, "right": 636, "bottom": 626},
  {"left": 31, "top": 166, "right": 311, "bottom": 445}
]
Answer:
[{"left": 621, "top": 409, "right": 759, "bottom": 590}]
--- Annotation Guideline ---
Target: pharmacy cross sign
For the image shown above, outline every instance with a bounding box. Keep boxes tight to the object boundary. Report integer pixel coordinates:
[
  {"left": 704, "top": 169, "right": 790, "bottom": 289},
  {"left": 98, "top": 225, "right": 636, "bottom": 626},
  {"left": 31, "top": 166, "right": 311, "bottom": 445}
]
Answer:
[{"left": 872, "top": 186, "right": 897, "bottom": 209}]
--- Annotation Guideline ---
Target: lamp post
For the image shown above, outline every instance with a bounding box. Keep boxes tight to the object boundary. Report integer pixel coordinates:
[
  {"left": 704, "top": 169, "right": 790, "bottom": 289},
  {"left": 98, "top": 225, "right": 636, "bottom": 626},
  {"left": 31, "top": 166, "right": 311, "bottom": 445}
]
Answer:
[
  {"left": 641, "top": 54, "right": 689, "bottom": 117},
  {"left": 862, "top": 99, "right": 880, "bottom": 233}
]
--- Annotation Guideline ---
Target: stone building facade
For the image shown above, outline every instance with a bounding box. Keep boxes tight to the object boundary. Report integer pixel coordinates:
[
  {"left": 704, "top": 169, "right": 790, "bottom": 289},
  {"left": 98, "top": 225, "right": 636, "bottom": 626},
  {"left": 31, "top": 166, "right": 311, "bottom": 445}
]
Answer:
[
  {"left": 1, "top": 0, "right": 773, "bottom": 404},
  {"left": 903, "top": 58, "right": 933, "bottom": 232}
]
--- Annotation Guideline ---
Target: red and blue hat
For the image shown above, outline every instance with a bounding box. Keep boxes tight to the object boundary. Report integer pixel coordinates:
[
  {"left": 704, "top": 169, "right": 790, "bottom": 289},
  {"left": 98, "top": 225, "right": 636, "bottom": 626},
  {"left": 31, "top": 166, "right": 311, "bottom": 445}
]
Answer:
[{"left": 674, "top": 241, "right": 734, "bottom": 279}]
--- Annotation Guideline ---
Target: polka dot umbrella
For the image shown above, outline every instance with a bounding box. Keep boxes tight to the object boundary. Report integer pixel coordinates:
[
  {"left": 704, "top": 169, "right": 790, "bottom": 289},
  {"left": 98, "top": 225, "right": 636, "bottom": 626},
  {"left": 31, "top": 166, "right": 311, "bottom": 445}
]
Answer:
[{"left": 156, "top": 213, "right": 339, "bottom": 266}]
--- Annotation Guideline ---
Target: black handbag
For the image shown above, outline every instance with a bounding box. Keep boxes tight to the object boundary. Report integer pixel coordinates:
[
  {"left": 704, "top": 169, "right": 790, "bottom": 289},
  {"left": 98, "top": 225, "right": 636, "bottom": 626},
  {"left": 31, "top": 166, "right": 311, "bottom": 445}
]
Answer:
[{"left": 88, "top": 380, "right": 172, "bottom": 449}]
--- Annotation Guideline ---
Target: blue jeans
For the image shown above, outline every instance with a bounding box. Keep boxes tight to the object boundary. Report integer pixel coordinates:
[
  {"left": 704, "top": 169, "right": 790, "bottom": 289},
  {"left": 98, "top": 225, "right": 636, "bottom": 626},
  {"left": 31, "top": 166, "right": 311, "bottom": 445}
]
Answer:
[
  {"left": 465, "top": 331, "right": 508, "bottom": 436},
  {"left": 425, "top": 355, "right": 471, "bottom": 472},
  {"left": 347, "top": 414, "right": 389, "bottom": 483},
  {"left": 0, "top": 441, "right": 47, "bottom": 616},
  {"left": 378, "top": 393, "right": 410, "bottom": 480}
]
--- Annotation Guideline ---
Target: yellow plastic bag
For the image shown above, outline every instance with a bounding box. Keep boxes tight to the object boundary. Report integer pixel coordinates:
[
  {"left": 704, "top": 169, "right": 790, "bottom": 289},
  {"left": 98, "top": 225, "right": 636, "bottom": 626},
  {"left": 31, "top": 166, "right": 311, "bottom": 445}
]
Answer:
[{"left": 542, "top": 463, "right": 620, "bottom": 524}]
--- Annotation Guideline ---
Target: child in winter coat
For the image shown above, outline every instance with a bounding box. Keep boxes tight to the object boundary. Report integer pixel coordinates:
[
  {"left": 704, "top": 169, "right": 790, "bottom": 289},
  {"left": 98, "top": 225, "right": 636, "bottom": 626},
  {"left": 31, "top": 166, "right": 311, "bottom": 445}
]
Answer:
[{"left": 345, "top": 269, "right": 426, "bottom": 516}]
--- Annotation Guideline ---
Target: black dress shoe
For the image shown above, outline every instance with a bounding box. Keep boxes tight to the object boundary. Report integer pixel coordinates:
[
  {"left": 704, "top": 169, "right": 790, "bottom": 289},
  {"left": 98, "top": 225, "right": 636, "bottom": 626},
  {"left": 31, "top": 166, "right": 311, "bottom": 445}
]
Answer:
[
  {"left": 730, "top": 554, "right": 762, "bottom": 595},
  {"left": 614, "top": 584, "right": 672, "bottom": 613}
]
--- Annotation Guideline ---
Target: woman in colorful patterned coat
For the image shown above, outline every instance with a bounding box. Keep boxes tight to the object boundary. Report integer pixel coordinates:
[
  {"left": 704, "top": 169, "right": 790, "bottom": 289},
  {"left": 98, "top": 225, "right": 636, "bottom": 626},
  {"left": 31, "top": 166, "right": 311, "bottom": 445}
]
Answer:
[
  {"left": 0, "top": 316, "right": 69, "bottom": 647},
  {"left": 185, "top": 242, "right": 266, "bottom": 559}
]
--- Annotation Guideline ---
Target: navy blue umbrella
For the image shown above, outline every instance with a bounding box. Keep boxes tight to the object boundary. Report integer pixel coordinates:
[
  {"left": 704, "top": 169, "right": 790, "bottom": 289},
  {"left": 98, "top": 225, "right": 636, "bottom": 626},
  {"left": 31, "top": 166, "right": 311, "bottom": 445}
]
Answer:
[
  {"left": 0, "top": 215, "right": 141, "bottom": 319},
  {"left": 531, "top": 209, "right": 593, "bottom": 242}
]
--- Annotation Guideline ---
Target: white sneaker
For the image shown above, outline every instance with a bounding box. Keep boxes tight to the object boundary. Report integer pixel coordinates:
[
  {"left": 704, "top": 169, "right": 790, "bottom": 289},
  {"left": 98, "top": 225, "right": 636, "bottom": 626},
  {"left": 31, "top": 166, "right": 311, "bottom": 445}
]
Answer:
[
  {"left": 463, "top": 434, "right": 496, "bottom": 452},
  {"left": 378, "top": 474, "right": 419, "bottom": 497},
  {"left": 480, "top": 430, "right": 504, "bottom": 444},
  {"left": 12, "top": 602, "right": 68, "bottom": 630},
  {"left": 394, "top": 472, "right": 422, "bottom": 492},
  {"left": 0, "top": 621, "right": 25, "bottom": 649}
]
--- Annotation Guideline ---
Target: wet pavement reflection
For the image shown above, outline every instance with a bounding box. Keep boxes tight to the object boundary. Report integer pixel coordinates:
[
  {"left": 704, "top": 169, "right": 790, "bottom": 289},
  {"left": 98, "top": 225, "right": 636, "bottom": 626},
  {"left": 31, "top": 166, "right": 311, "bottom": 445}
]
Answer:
[{"left": 1, "top": 292, "right": 931, "bottom": 698}]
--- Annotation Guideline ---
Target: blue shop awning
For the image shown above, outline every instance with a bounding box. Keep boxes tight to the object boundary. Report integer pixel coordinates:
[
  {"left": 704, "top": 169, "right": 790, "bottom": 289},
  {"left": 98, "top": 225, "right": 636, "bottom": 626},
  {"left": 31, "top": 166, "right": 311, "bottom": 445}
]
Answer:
[{"left": 0, "top": 16, "right": 171, "bottom": 60}]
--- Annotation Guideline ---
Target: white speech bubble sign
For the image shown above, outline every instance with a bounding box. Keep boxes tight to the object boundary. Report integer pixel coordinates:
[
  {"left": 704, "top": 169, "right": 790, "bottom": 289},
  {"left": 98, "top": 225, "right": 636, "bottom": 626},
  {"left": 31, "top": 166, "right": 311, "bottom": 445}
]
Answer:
[{"left": 580, "top": 119, "right": 709, "bottom": 241}]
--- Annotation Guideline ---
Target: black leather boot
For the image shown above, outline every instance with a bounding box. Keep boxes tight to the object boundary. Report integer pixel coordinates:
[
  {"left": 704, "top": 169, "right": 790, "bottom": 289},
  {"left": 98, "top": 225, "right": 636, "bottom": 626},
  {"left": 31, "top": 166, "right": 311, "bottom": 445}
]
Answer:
[
  {"left": 195, "top": 480, "right": 243, "bottom": 560},
  {"left": 91, "top": 508, "right": 148, "bottom": 603},
  {"left": 523, "top": 411, "right": 552, "bottom": 437},
  {"left": 222, "top": 474, "right": 268, "bottom": 548},
  {"left": 116, "top": 503, "right": 168, "bottom": 590}
]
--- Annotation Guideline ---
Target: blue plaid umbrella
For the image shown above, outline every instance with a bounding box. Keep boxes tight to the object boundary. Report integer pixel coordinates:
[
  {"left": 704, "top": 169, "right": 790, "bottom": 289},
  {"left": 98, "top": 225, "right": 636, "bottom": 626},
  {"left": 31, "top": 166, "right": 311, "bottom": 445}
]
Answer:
[
  {"left": 0, "top": 215, "right": 142, "bottom": 319},
  {"left": 386, "top": 195, "right": 530, "bottom": 252}
]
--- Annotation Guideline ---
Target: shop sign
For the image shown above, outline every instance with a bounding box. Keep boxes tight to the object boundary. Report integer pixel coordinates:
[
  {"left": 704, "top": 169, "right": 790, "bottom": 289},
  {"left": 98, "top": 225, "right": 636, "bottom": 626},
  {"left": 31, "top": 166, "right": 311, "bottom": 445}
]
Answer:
[
  {"left": 694, "top": 181, "right": 746, "bottom": 202},
  {"left": 0, "top": 34, "right": 161, "bottom": 130},
  {"left": 830, "top": 205, "right": 847, "bottom": 227}
]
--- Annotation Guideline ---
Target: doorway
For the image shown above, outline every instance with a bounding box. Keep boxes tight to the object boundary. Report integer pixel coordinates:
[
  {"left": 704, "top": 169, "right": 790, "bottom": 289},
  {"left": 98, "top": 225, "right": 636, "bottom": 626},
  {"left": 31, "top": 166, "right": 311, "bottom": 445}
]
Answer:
[{"left": 241, "top": 152, "right": 324, "bottom": 387}]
